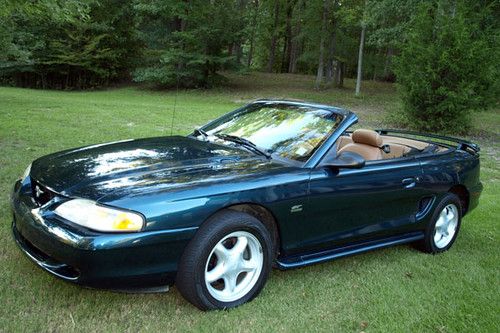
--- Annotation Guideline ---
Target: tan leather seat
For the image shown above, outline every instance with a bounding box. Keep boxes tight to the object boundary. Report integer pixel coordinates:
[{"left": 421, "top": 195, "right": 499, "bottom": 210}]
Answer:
[
  {"left": 382, "top": 143, "right": 411, "bottom": 159},
  {"left": 338, "top": 129, "right": 382, "bottom": 161},
  {"left": 336, "top": 135, "right": 353, "bottom": 151}
]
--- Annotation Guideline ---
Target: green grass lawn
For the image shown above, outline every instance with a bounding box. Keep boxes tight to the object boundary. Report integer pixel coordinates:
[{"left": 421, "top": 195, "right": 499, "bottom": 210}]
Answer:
[{"left": 0, "top": 73, "right": 498, "bottom": 332}]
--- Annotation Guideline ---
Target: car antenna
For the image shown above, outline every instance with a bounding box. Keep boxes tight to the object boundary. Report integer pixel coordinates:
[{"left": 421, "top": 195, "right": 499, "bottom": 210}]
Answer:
[{"left": 169, "top": 71, "right": 179, "bottom": 136}]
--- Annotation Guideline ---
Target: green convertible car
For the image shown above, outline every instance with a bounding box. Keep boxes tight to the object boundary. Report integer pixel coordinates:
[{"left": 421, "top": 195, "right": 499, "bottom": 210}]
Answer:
[{"left": 11, "top": 100, "right": 482, "bottom": 310}]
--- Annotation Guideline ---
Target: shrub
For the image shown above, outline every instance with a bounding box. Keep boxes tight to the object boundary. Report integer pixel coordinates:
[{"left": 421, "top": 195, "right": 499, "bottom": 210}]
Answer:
[{"left": 394, "top": 1, "right": 498, "bottom": 133}]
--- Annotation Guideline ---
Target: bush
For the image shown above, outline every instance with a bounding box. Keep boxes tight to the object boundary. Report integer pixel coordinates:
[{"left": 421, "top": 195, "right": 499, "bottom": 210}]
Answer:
[{"left": 394, "top": 1, "right": 498, "bottom": 133}]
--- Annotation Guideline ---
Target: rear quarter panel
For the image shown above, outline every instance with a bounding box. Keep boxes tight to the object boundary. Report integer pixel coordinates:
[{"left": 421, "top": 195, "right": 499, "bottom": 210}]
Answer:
[{"left": 418, "top": 149, "right": 481, "bottom": 217}]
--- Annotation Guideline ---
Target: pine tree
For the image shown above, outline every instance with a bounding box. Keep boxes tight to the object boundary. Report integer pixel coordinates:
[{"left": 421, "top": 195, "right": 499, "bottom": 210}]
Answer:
[{"left": 395, "top": 0, "right": 498, "bottom": 133}]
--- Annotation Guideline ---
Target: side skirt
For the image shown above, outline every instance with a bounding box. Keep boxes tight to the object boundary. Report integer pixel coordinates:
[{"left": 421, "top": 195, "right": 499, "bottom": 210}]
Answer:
[{"left": 276, "top": 232, "right": 424, "bottom": 269}]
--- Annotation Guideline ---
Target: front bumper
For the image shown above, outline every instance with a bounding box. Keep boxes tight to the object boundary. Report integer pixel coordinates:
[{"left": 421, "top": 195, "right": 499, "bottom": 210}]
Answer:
[{"left": 11, "top": 180, "right": 197, "bottom": 290}]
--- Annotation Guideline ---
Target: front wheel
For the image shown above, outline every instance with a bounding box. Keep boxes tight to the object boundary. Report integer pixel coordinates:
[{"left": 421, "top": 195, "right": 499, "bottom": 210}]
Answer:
[
  {"left": 417, "top": 193, "right": 462, "bottom": 254},
  {"left": 176, "top": 210, "right": 273, "bottom": 310}
]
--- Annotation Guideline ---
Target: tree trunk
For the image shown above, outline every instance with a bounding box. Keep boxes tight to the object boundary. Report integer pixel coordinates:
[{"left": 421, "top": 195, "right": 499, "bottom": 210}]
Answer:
[
  {"left": 233, "top": 0, "right": 246, "bottom": 65},
  {"left": 325, "top": 26, "right": 337, "bottom": 84},
  {"left": 280, "top": 37, "right": 287, "bottom": 73},
  {"left": 315, "top": 0, "right": 328, "bottom": 89},
  {"left": 288, "top": 29, "right": 299, "bottom": 73},
  {"left": 338, "top": 62, "right": 345, "bottom": 87},
  {"left": 267, "top": 0, "right": 280, "bottom": 72},
  {"left": 325, "top": 1, "right": 338, "bottom": 85},
  {"left": 383, "top": 47, "right": 393, "bottom": 80},
  {"left": 288, "top": 0, "right": 304, "bottom": 73},
  {"left": 355, "top": 24, "right": 366, "bottom": 96},
  {"left": 281, "top": 0, "right": 295, "bottom": 72},
  {"left": 247, "top": 0, "right": 259, "bottom": 68},
  {"left": 175, "top": 10, "right": 188, "bottom": 73},
  {"left": 288, "top": 40, "right": 297, "bottom": 73}
]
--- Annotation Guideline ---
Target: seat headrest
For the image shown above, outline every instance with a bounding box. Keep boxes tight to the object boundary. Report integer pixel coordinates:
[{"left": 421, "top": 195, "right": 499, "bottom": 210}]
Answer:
[{"left": 352, "top": 129, "right": 382, "bottom": 147}]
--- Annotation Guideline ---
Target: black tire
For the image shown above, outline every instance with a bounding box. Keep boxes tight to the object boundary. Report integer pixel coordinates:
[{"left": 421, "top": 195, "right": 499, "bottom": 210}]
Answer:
[
  {"left": 176, "top": 210, "right": 273, "bottom": 310},
  {"left": 416, "top": 193, "right": 462, "bottom": 254}
]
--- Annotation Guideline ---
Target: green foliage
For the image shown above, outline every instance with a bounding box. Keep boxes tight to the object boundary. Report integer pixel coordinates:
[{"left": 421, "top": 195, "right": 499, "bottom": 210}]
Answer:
[
  {"left": 0, "top": 0, "right": 498, "bottom": 105},
  {"left": 133, "top": 0, "right": 243, "bottom": 88},
  {"left": 364, "top": 0, "right": 420, "bottom": 49},
  {"left": 0, "top": 0, "right": 140, "bottom": 89},
  {"left": 394, "top": 0, "right": 499, "bottom": 133}
]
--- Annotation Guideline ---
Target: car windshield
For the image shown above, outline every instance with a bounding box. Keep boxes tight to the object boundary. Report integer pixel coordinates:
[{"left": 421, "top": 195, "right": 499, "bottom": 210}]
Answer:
[{"left": 204, "top": 104, "right": 343, "bottom": 162}]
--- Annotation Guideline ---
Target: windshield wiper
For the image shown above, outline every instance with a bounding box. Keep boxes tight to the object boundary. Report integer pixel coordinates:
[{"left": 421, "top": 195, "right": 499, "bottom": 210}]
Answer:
[
  {"left": 215, "top": 133, "right": 272, "bottom": 158},
  {"left": 193, "top": 128, "right": 208, "bottom": 139}
]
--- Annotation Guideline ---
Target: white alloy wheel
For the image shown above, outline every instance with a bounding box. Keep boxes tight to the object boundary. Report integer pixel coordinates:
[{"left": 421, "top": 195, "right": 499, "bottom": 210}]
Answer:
[
  {"left": 204, "top": 231, "right": 264, "bottom": 303},
  {"left": 433, "top": 204, "right": 459, "bottom": 249}
]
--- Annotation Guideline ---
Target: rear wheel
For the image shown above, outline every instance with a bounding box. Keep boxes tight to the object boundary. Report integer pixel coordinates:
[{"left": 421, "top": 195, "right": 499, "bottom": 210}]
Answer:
[
  {"left": 176, "top": 210, "right": 273, "bottom": 310},
  {"left": 417, "top": 193, "right": 462, "bottom": 254}
]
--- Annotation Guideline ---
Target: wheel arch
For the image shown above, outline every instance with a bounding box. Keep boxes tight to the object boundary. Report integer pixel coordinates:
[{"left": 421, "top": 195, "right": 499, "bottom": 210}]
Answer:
[
  {"left": 448, "top": 184, "right": 470, "bottom": 216},
  {"left": 203, "top": 203, "right": 282, "bottom": 259}
]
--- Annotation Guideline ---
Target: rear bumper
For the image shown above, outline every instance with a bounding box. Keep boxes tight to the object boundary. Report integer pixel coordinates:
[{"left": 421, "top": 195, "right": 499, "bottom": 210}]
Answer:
[{"left": 11, "top": 180, "right": 197, "bottom": 290}]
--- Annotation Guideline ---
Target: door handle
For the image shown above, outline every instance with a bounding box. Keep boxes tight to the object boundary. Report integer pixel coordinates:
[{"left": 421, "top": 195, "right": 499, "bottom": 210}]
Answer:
[{"left": 402, "top": 177, "right": 416, "bottom": 189}]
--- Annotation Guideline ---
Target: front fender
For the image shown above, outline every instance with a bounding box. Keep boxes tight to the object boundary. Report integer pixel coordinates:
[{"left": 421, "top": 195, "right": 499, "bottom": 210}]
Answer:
[{"left": 99, "top": 168, "right": 311, "bottom": 244}]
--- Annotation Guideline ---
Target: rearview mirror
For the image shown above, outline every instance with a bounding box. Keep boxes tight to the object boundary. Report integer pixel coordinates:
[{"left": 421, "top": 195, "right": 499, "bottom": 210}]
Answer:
[{"left": 323, "top": 151, "right": 365, "bottom": 169}]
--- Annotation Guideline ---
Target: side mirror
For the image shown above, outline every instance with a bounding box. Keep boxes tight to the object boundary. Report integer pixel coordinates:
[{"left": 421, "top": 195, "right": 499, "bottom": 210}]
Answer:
[{"left": 323, "top": 151, "right": 365, "bottom": 169}]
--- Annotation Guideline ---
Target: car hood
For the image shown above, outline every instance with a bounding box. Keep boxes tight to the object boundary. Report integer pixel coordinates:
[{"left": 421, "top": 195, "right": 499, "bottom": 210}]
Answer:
[{"left": 31, "top": 136, "right": 281, "bottom": 201}]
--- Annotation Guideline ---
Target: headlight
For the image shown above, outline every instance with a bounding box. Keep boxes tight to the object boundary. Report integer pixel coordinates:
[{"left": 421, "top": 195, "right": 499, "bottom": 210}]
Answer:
[
  {"left": 21, "top": 163, "right": 32, "bottom": 181},
  {"left": 54, "top": 199, "right": 144, "bottom": 232}
]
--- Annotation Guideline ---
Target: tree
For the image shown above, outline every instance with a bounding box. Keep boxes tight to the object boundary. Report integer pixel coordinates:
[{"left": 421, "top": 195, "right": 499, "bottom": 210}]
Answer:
[
  {"left": 394, "top": 0, "right": 499, "bottom": 133},
  {"left": 332, "top": 0, "right": 365, "bottom": 89},
  {"left": 1, "top": 0, "right": 496, "bottom": 99},
  {"left": 266, "top": 0, "right": 281, "bottom": 72},
  {"left": 314, "top": 0, "right": 328, "bottom": 89},
  {"left": 133, "top": 0, "right": 243, "bottom": 88},
  {"left": 364, "top": 0, "right": 421, "bottom": 81},
  {"left": 246, "top": 0, "right": 260, "bottom": 68},
  {"left": 0, "top": 0, "right": 140, "bottom": 89},
  {"left": 287, "top": 0, "right": 304, "bottom": 73},
  {"left": 355, "top": 22, "right": 365, "bottom": 95},
  {"left": 324, "top": 1, "right": 338, "bottom": 86}
]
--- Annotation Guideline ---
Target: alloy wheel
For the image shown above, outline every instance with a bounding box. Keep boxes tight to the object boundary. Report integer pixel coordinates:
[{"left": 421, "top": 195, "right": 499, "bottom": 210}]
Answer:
[
  {"left": 433, "top": 204, "right": 459, "bottom": 249},
  {"left": 204, "top": 231, "right": 264, "bottom": 303}
]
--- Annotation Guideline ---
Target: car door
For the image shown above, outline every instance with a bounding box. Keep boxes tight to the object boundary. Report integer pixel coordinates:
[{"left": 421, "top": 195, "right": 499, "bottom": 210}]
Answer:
[{"left": 299, "top": 156, "right": 425, "bottom": 253}]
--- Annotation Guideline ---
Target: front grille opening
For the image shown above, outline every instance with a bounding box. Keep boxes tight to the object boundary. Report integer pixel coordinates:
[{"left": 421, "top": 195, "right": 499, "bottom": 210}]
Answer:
[
  {"left": 14, "top": 227, "right": 80, "bottom": 280},
  {"left": 30, "top": 179, "right": 55, "bottom": 206}
]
